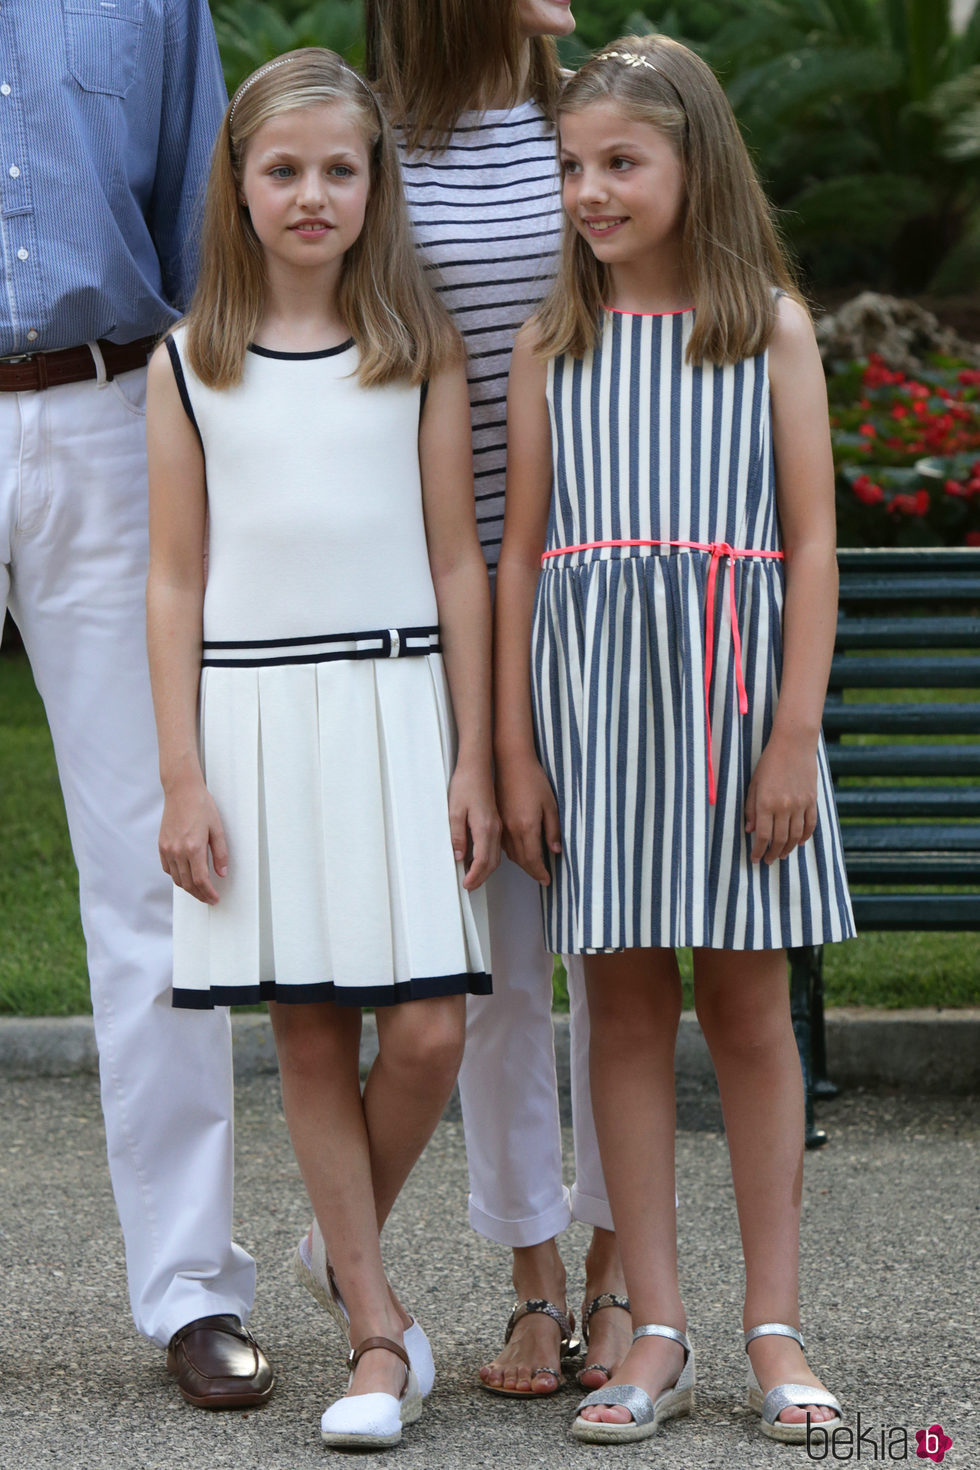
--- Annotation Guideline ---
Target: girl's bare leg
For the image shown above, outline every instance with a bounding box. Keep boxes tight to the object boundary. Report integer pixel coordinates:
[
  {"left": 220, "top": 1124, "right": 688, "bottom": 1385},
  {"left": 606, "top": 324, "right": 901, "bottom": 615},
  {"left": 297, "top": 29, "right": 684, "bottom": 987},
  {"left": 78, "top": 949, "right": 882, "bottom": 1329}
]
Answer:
[
  {"left": 272, "top": 995, "right": 463, "bottom": 1400},
  {"left": 364, "top": 994, "right": 466, "bottom": 1231},
  {"left": 292, "top": 994, "right": 466, "bottom": 1356},
  {"left": 578, "top": 949, "right": 687, "bottom": 1426},
  {"left": 270, "top": 1000, "right": 405, "bottom": 1398},
  {"left": 694, "top": 947, "right": 835, "bottom": 1426}
]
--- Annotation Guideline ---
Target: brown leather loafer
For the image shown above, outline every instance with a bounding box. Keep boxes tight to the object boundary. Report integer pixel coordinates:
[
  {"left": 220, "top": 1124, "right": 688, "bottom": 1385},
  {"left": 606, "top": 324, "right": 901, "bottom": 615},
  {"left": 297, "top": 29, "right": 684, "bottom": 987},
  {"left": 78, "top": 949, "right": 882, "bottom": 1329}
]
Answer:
[{"left": 166, "top": 1314, "right": 274, "bottom": 1409}]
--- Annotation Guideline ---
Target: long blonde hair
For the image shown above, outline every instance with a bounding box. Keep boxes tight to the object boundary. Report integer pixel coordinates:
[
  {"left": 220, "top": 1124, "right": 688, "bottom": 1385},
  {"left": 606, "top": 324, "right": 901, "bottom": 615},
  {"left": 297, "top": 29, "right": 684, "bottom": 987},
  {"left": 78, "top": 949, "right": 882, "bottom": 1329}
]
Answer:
[
  {"left": 535, "top": 35, "right": 802, "bottom": 365},
  {"left": 183, "top": 48, "right": 459, "bottom": 388},
  {"left": 365, "top": 0, "right": 564, "bottom": 155}
]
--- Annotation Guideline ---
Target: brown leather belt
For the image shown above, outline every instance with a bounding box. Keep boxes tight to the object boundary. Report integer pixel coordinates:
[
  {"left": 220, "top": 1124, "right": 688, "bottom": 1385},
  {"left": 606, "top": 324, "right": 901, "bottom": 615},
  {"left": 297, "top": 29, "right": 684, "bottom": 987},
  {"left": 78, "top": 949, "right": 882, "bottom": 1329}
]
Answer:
[{"left": 0, "top": 335, "right": 157, "bottom": 392}]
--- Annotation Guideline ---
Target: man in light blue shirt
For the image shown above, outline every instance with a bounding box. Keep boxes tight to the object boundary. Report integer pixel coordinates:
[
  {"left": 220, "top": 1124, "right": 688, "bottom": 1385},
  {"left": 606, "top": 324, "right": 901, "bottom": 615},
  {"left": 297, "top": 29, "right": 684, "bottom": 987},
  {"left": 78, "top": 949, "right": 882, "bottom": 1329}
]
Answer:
[{"left": 0, "top": 0, "right": 272, "bottom": 1406}]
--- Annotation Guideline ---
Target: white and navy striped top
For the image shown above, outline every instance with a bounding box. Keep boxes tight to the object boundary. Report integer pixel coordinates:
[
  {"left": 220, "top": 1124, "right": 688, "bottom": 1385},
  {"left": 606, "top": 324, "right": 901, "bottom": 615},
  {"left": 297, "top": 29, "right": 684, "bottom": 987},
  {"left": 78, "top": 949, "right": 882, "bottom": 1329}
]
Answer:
[{"left": 397, "top": 98, "right": 562, "bottom": 573}]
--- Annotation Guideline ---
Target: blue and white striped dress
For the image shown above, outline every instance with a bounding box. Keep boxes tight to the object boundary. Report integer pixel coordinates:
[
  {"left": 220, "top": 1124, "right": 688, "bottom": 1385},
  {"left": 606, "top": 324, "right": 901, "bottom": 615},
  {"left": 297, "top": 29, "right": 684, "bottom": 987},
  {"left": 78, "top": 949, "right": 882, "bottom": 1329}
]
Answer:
[{"left": 532, "top": 307, "right": 855, "bottom": 953}]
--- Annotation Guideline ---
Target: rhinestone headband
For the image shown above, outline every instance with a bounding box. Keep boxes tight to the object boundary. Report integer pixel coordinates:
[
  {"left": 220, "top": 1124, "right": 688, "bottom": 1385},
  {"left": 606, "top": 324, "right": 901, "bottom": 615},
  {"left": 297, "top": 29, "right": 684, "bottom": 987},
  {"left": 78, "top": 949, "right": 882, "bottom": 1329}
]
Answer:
[
  {"left": 597, "top": 50, "right": 686, "bottom": 109},
  {"left": 228, "top": 56, "right": 379, "bottom": 127}
]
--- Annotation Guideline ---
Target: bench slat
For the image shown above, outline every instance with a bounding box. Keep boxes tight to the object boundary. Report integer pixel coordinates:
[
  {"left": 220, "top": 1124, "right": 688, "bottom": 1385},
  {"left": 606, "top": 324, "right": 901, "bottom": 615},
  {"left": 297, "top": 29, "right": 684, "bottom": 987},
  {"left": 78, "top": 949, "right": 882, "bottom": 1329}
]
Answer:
[
  {"left": 828, "top": 655, "right": 980, "bottom": 688},
  {"left": 842, "top": 825, "right": 980, "bottom": 853},
  {"left": 822, "top": 704, "right": 980, "bottom": 736},
  {"left": 851, "top": 894, "right": 980, "bottom": 928},
  {"left": 845, "top": 856, "right": 980, "bottom": 885},
  {"left": 828, "top": 745, "right": 980, "bottom": 777},
  {"left": 834, "top": 616, "right": 980, "bottom": 649},
  {"left": 836, "top": 788, "right": 980, "bottom": 818}
]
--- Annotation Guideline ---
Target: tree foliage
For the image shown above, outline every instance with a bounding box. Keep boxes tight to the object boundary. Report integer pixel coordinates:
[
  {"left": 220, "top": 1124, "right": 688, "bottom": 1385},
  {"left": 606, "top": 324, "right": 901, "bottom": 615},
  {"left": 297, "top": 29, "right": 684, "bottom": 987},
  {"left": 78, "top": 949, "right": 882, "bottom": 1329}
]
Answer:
[
  {"left": 210, "top": 0, "right": 363, "bottom": 92},
  {"left": 625, "top": 0, "right": 980, "bottom": 291}
]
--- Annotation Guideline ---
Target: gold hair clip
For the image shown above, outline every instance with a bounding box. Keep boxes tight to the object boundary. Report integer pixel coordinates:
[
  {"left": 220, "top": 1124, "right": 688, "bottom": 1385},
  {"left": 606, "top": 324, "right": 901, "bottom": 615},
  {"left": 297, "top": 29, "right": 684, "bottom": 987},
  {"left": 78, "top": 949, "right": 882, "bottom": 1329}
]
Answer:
[
  {"left": 596, "top": 50, "right": 686, "bottom": 111},
  {"left": 599, "top": 51, "right": 659, "bottom": 71}
]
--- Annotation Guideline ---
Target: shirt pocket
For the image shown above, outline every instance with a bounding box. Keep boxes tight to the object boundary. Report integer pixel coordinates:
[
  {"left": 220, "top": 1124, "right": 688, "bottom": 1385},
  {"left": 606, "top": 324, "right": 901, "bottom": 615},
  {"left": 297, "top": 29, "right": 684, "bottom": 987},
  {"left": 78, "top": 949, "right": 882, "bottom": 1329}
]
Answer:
[{"left": 64, "top": 0, "right": 145, "bottom": 98}]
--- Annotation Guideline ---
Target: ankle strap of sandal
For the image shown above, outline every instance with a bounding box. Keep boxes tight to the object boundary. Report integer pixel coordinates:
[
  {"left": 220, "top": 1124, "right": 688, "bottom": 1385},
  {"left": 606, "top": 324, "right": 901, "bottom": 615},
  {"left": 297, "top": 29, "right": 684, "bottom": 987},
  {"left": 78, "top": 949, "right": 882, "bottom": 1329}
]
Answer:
[
  {"left": 632, "top": 1323, "right": 691, "bottom": 1353},
  {"left": 347, "top": 1336, "right": 410, "bottom": 1372},
  {"left": 744, "top": 1323, "right": 805, "bottom": 1351}
]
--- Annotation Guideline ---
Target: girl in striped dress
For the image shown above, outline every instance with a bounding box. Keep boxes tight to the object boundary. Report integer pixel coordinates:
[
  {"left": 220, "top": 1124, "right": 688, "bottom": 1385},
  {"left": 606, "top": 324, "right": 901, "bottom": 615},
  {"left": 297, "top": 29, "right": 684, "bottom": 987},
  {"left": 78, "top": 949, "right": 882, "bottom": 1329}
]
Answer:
[{"left": 496, "top": 36, "right": 853, "bottom": 1447}]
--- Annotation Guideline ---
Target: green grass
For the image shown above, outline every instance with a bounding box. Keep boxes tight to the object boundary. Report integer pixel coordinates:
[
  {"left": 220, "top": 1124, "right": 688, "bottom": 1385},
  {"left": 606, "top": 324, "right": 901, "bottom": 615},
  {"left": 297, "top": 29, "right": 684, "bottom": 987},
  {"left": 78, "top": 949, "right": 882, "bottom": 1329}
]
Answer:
[
  {"left": 552, "top": 927, "right": 980, "bottom": 1012},
  {"left": 2, "top": 647, "right": 978, "bottom": 1017},
  {"left": 1, "top": 650, "right": 90, "bottom": 1015}
]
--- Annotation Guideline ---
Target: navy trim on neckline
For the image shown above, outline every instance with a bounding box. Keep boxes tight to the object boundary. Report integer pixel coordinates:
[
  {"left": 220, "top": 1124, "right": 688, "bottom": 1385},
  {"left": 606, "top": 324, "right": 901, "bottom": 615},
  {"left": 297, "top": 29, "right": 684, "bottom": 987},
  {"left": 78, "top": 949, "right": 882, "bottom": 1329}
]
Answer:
[{"left": 248, "top": 339, "right": 355, "bottom": 360}]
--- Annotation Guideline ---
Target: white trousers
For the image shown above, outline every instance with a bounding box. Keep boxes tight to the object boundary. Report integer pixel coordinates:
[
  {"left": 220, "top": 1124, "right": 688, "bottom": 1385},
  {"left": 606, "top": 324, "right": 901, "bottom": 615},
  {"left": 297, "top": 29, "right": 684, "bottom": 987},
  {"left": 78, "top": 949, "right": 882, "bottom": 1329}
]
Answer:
[
  {"left": 0, "top": 366, "right": 255, "bottom": 1345},
  {"left": 456, "top": 852, "right": 612, "bottom": 1246}
]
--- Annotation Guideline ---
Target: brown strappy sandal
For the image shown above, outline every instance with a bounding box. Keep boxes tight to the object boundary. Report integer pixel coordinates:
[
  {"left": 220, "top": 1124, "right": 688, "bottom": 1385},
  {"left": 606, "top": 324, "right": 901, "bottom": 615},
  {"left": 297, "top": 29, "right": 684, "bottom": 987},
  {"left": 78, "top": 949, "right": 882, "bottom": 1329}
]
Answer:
[
  {"left": 480, "top": 1298, "right": 578, "bottom": 1398},
  {"left": 576, "top": 1291, "right": 632, "bottom": 1389}
]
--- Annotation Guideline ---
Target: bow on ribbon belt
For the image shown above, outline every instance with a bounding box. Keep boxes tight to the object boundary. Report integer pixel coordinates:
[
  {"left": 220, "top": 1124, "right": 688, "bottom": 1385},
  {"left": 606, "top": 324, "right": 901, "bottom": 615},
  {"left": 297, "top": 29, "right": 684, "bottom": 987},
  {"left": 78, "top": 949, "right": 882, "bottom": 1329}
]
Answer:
[{"left": 540, "top": 538, "right": 785, "bottom": 805}]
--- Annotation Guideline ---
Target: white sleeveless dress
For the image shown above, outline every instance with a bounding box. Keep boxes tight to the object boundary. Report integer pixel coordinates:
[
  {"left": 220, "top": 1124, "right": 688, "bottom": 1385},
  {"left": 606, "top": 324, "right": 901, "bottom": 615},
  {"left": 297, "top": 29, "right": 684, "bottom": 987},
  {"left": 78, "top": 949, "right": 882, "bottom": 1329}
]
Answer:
[{"left": 166, "top": 329, "right": 491, "bottom": 1007}]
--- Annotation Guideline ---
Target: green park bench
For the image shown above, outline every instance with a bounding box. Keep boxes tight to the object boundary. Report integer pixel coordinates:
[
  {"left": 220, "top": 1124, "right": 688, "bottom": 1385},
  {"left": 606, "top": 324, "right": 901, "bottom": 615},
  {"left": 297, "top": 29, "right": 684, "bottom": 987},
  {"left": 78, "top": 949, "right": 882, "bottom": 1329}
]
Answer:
[{"left": 790, "top": 547, "right": 980, "bottom": 1147}]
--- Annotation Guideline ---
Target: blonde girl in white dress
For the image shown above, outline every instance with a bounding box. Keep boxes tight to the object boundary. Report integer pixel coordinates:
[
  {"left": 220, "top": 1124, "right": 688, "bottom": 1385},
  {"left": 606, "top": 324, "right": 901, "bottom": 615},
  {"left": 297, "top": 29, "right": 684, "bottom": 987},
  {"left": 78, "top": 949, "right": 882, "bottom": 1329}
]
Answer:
[{"left": 145, "top": 49, "right": 499, "bottom": 1451}]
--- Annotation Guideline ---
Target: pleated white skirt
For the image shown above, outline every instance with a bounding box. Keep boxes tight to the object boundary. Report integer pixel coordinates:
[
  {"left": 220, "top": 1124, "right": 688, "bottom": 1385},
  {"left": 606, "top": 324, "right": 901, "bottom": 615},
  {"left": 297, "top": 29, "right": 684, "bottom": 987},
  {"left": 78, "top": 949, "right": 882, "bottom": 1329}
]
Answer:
[{"left": 172, "top": 654, "right": 491, "bottom": 1008}]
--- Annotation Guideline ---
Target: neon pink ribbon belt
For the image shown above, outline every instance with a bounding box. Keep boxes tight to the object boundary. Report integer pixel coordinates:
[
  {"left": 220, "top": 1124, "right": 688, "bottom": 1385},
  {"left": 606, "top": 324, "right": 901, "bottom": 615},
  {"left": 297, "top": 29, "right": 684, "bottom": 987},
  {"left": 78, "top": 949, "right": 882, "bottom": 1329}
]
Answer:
[{"left": 540, "top": 537, "right": 785, "bottom": 805}]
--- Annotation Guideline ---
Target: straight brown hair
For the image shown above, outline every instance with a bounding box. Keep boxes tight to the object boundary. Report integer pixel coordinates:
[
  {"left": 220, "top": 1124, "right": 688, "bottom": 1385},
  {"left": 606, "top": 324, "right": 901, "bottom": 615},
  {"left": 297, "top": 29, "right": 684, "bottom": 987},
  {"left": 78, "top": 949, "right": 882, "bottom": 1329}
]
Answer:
[
  {"left": 365, "top": 0, "right": 563, "bottom": 154},
  {"left": 534, "top": 35, "right": 803, "bottom": 366},
  {"left": 183, "top": 48, "right": 459, "bottom": 389}
]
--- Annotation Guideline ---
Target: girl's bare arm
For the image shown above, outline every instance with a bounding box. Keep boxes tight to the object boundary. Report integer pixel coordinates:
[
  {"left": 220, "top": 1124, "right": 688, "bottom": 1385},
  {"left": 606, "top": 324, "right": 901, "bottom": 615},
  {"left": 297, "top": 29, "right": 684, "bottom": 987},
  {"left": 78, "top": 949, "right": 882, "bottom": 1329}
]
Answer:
[
  {"left": 419, "top": 358, "right": 501, "bottom": 890},
  {"left": 145, "top": 344, "right": 226, "bottom": 904},
  {"left": 748, "top": 295, "right": 839, "bottom": 864},
  {"left": 494, "top": 324, "right": 561, "bottom": 884}
]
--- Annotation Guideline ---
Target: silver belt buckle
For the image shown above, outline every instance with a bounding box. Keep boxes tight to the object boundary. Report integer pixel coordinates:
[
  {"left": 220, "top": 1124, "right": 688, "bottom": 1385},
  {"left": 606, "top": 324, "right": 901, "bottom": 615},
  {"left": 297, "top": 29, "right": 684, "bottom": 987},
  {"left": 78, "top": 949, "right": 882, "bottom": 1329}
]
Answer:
[
  {"left": 0, "top": 353, "right": 33, "bottom": 364},
  {"left": 387, "top": 628, "right": 401, "bottom": 658}
]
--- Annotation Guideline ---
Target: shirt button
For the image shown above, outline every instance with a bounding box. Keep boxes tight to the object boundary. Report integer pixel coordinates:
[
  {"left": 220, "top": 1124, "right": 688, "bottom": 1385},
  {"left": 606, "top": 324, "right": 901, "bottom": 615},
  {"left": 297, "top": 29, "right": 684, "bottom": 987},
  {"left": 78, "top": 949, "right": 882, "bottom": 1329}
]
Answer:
[
  {"left": 0, "top": 85, "right": 10, "bottom": 97},
  {"left": 17, "top": 247, "right": 28, "bottom": 261},
  {"left": 8, "top": 165, "right": 20, "bottom": 178},
  {"left": 27, "top": 329, "right": 38, "bottom": 341}
]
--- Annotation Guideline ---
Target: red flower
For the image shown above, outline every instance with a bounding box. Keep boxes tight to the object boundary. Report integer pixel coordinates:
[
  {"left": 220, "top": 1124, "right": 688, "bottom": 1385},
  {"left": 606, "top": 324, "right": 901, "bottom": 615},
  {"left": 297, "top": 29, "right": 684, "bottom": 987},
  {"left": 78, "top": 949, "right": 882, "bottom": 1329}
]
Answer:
[
  {"left": 888, "top": 493, "right": 922, "bottom": 516},
  {"left": 914, "top": 488, "right": 929, "bottom": 515},
  {"left": 908, "top": 381, "right": 931, "bottom": 399},
  {"left": 957, "top": 369, "right": 980, "bottom": 386},
  {"left": 859, "top": 422, "right": 877, "bottom": 438},
  {"left": 945, "top": 478, "right": 969, "bottom": 498},
  {"left": 852, "top": 474, "right": 885, "bottom": 505},
  {"left": 967, "top": 531, "right": 980, "bottom": 546},
  {"left": 890, "top": 403, "right": 909, "bottom": 419}
]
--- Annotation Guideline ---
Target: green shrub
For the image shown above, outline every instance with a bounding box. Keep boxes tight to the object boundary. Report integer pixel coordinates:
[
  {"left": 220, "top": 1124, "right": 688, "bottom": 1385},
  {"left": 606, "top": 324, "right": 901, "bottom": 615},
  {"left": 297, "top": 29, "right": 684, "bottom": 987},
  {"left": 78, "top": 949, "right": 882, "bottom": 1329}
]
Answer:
[
  {"left": 211, "top": 0, "right": 364, "bottom": 92},
  {"left": 619, "top": 0, "right": 980, "bottom": 292}
]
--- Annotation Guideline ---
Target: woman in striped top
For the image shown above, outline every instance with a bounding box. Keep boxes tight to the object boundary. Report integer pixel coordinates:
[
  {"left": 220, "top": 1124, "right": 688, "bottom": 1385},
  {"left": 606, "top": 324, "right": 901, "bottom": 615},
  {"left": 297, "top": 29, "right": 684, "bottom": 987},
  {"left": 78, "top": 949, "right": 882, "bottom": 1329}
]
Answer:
[
  {"left": 497, "top": 37, "right": 852, "bottom": 1446},
  {"left": 346, "top": 0, "right": 634, "bottom": 1401}
]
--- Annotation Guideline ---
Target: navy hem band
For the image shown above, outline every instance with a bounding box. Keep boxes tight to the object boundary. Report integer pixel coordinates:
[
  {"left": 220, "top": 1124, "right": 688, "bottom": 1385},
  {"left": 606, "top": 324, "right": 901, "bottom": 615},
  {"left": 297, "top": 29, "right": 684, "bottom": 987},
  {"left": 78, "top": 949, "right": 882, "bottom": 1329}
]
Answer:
[{"left": 172, "top": 970, "right": 492, "bottom": 1010}]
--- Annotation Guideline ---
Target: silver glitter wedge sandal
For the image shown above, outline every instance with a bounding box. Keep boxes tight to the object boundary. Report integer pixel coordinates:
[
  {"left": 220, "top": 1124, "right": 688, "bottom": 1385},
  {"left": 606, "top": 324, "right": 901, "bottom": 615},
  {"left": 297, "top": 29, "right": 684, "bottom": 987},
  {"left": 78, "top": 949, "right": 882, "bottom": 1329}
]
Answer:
[
  {"left": 571, "top": 1323, "right": 695, "bottom": 1444},
  {"left": 744, "top": 1323, "right": 843, "bottom": 1444}
]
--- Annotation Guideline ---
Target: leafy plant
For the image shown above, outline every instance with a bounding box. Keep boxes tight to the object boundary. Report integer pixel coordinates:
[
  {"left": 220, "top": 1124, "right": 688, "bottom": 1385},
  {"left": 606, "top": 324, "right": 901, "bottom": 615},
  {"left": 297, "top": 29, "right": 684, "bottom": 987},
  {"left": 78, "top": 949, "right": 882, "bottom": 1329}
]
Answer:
[
  {"left": 624, "top": 0, "right": 980, "bottom": 292},
  {"left": 210, "top": 0, "right": 364, "bottom": 93},
  {"left": 829, "top": 354, "right": 980, "bottom": 546}
]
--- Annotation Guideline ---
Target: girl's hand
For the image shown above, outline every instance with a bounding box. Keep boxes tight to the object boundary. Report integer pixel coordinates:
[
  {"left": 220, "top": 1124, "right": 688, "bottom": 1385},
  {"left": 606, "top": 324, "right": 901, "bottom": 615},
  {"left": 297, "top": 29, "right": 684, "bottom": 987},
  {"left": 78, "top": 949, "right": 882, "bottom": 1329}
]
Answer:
[
  {"left": 448, "top": 765, "right": 502, "bottom": 891},
  {"left": 496, "top": 752, "right": 562, "bottom": 885},
  {"left": 744, "top": 730, "right": 818, "bottom": 865},
  {"left": 159, "top": 774, "right": 228, "bottom": 904}
]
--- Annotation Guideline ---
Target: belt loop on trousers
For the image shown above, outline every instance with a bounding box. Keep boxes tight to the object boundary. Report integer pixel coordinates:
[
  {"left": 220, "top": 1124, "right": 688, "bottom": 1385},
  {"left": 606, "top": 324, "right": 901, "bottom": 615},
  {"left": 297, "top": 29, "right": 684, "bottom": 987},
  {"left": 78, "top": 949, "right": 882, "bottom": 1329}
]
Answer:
[{"left": 87, "top": 340, "right": 110, "bottom": 387}]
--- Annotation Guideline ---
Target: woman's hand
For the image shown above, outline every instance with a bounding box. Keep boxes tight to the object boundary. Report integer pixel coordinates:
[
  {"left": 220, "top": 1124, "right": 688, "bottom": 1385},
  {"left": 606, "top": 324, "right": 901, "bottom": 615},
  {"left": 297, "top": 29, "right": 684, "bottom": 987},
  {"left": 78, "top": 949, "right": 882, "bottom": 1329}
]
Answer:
[
  {"left": 449, "top": 764, "right": 502, "bottom": 891},
  {"left": 159, "top": 773, "right": 228, "bottom": 904},
  {"left": 744, "top": 729, "right": 818, "bottom": 865},
  {"left": 496, "top": 751, "right": 562, "bottom": 884}
]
